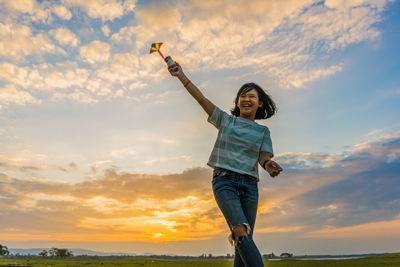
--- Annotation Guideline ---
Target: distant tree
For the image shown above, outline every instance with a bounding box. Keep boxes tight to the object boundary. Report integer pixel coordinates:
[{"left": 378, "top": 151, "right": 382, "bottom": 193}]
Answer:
[
  {"left": 39, "top": 250, "right": 48, "bottom": 257},
  {"left": 48, "top": 247, "right": 73, "bottom": 258},
  {"left": 280, "top": 252, "right": 293, "bottom": 258},
  {"left": 263, "top": 253, "right": 276, "bottom": 259},
  {"left": 56, "top": 248, "right": 73, "bottom": 258},
  {"left": 48, "top": 247, "right": 57, "bottom": 257},
  {"left": 0, "top": 244, "right": 9, "bottom": 256}
]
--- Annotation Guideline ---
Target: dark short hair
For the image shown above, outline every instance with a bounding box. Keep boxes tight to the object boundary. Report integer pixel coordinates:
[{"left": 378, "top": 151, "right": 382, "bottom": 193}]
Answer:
[{"left": 231, "top": 82, "right": 277, "bottom": 120}]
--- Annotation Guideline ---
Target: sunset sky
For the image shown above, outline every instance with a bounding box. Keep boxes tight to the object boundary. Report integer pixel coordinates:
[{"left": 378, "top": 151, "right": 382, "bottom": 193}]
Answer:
[{"left": 1, "top": 0, "right": 400, "bottom": 256}]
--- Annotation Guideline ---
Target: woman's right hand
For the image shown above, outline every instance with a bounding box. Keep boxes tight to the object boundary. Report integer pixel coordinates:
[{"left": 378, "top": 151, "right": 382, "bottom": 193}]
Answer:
[{"left": 168, "top": 62, "right": 183, "bottom": 77}]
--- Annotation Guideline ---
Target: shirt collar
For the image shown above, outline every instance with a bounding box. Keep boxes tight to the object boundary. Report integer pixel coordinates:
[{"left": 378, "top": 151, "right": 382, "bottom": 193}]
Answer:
[{"left": 236, "top": 116, "right": 258, "bottom": 125}]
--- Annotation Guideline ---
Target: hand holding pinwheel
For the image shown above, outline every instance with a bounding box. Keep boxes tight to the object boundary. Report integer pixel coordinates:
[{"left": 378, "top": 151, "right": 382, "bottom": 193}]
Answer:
[{"left": 149, "top": 42, "right": 178, "bottom": 72}]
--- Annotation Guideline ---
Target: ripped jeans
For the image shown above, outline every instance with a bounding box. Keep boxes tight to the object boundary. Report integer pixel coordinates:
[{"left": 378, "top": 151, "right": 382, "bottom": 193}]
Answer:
[{"left": 212, "top": 167, "right": 264, "bottom": 267}]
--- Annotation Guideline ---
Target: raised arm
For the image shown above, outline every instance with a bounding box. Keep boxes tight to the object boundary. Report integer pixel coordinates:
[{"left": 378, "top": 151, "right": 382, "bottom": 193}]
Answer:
[{"left": 168, "top": 62, "right": 215, "bottom": 117}]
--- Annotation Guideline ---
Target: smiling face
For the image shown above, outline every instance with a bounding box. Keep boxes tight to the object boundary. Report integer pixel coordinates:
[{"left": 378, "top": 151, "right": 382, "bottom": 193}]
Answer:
[{"left": 237, "top": 89, "right": 263, "bottom": 121}]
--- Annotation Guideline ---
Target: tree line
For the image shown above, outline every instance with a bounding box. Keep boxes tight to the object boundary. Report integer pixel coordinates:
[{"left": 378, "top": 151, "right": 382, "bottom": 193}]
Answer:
[
  {"left": 0, "top": 244, "right": 73, "bottom": 258},
  {"left": 39, "top": 248, "right": 73, "bottom": 258}
]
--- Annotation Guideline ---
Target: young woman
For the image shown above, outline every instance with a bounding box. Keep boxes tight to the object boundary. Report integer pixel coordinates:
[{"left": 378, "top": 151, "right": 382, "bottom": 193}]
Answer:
[{"left": 168, "top": 62, "right": 283, "bottom": 267}]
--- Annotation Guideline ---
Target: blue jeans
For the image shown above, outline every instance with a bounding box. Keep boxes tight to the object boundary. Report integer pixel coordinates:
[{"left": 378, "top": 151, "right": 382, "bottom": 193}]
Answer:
[{"left": 212, "top": 167, "right": 264, "bottom": 267}]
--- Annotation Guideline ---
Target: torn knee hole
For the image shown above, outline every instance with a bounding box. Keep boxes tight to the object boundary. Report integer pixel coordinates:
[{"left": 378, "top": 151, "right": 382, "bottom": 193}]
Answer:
[
  {"left": 233, "top": 225, "right": 248, "bottom": 237},
  {"left": 228, "top": 224, "right": 251, "bottom": 246}
]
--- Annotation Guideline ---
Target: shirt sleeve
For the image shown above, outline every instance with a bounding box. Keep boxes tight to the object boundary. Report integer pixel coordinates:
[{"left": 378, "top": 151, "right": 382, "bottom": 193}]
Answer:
[
  {"left": 207, "top": 106, "right": 229, "bottom": 130},
  {"left": 260, "top": 128, "right": 274, "bottom": 157}
]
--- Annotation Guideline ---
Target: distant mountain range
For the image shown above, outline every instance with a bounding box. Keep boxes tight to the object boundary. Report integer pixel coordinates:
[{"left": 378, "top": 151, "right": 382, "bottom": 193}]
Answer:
[
  {"left": 9, "top": 248, "right": 136, "bottom": 256},
  {"left": 8, "top": 248, "right": 387, "bottom": 259},
  {"left": 295, "top": 253, "right": 387, "bottom": 259}
]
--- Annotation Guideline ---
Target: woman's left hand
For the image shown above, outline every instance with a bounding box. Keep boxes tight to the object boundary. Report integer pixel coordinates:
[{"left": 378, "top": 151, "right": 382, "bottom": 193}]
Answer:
[{"left": 265, "top": 160, "right": 283, "bottom": 178}]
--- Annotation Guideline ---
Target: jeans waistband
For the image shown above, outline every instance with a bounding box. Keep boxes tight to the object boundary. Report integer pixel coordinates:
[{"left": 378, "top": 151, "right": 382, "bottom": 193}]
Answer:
[{"left": 213, "top": 167, "right": 257, "bottom": 181}]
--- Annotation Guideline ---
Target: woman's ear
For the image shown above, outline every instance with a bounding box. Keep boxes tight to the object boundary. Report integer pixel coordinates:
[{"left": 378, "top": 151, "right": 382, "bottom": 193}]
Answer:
[{"left": 258, "top": 101, "right": 263, "bottom": 108}]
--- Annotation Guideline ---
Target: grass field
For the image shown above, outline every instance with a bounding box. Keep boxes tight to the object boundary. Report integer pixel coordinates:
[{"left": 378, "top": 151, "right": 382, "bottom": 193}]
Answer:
[{"left": 1, "top": 253, "right": 399, "bottom": 266}]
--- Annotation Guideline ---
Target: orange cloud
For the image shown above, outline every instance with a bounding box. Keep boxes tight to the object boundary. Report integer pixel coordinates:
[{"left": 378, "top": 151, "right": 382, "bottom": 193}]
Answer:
[
  {"left": 257, "top": 225, "right": 304, "bottom": 233},
  {"left": 0, "top": 168, "right": 229, "bottom": 243},
  {"left": 303, "top": 216, "right": 400, "bottom": 238},
  {"left": 2, "top": 132, "right": 399, "bottom": 249}
]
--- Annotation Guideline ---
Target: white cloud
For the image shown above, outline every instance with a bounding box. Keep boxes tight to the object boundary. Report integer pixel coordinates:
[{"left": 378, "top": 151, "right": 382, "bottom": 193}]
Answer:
[
  {"left": 364, "top": 128, "right": 385, "bottom": 137},
  {"left": 79, "top": 40, "right": 111, "bottom": 64},
  {"left": 275, "top": 151, "right": 341, "bottom": 169},
  {"left": 0, "top": 63, "right": 30, "bottom": 88},
  {"left": 65, "top": 0, "right": 137, "bottom": 22},
  {"left": 350, "top": 130, "right": 400, "bottom": 154},
  {"left": 110, "top": 148, "right": 138, "bottom": 159},
  {"left": 0, "top": 0, "right": 393, "bottom": 109},
  {"left": 52, "top": 5, "right": 72, "bottom": 20},
  {"left": 0, "top": 84, "right": 40, "bottom": 110},
  {"left": 0, "top": 61, "right": 96, "bottom": 105},
  {"left": 269, "top": 64, "right": 343, "bottom": 88},
  {"left": 2, "top": 0, "right": 51, "bottom": 22},
  {"left": 112, "top": 0, "right": 390, "bottom": 88},
  {"left": 43, "top": 69, "right": 89, "bottom": 90},
  {"left": 123, "top": 0, "right": 137, "bottom": 13},
  {"left": 324, "top": 0, "right": 389, "bottom": 11},
  {"left": 110, "top": 25, "right": 136, "bottom": 42},
  {"left": 4, "top": 0, "right": 37, "bottom": 14},
  {"left": 89, "top": 160, "right": 113, "bottom": 173},
  {"left": 102, "top": 24, "right": 111, "bottom": 37},
  {"left": 143, "top": 155, "right": 193, "bottom": 165},
  {"left": 0, "top": 23, "right": 65, "bottom": 61},
  {"left": 0, "top": 62, "right": 90, "bottom": 91},
  {"left": 53, "top": 90, "right": 98, "bottom": 104},
  {"left": 51, "top": 27, "right": 80, "bottom": 47},
  {"left": 77, "top": 51, "right": 161, "bottom": 98}
]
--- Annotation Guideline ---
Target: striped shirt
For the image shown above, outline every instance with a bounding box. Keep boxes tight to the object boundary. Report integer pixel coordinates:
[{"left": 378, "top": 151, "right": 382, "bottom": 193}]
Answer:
[{"left": 207, "top": 106, "right": 274, "bottom": 181}]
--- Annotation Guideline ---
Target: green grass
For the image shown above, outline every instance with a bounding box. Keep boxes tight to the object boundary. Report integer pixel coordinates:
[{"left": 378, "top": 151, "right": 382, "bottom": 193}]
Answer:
[
  {"left": 0, "top": 253, "right": 399, "bottom": 267},
  {"left": 265, "top": 253, "right": 400, "bottom": 267}
]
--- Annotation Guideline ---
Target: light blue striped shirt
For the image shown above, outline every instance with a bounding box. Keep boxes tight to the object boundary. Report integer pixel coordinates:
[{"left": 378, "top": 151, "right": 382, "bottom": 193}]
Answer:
[{"left": 207, "top": 106, "right": 274, "bottom": 180}]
